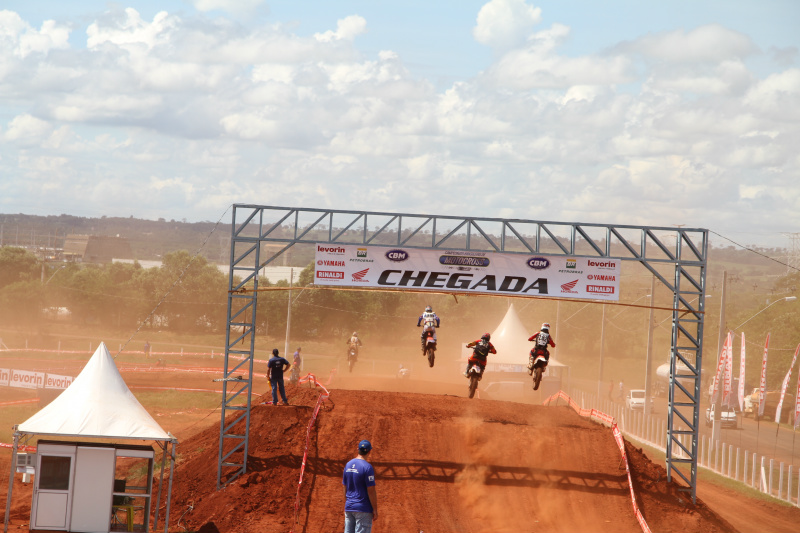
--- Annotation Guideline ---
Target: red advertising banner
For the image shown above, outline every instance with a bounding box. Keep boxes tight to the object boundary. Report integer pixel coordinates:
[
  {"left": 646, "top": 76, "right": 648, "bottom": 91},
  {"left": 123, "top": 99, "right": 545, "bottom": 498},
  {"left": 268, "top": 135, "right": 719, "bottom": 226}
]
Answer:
[
  {"left": 775, "top": 343, "right": 800, "bottom": 423},
  {"left": 758, "top": 334, "right": 770, "bottom": 418},
  {"left": 710, "top": 335, "right": 729, "bottom": 403},
  {"left": 737, "top": 333, "right": 746, "bottom": 412},
  {"left": 794, "top": 363, "right": 800, "bottom": 430},
  {"left": 722, "top": 332, "right": 733, "bottom": 406}
]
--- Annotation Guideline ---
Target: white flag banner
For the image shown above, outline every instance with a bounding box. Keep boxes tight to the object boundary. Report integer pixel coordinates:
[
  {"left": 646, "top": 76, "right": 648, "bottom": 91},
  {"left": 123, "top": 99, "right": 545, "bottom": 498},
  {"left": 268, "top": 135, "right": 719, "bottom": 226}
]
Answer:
[
  {"left": 722, "top": 332, "right": 733, "bottom": 406},
  {"left": 711, "top": 335, "right": 730, "bottom": 403},
  {"left": 794, "top": 362, "right": 800, "bottom": 430},
  {"left": 737, "top": 333, "right": 746, "bottom": 413},
  {"left": 313, "top": 244, "right": 621, "bottom": 301},
  {"left": 758, "top": 334, "right": 770, "bottom": 418},
  {"left": 775, "top": 343, "right": 800, "bottom": 424}
]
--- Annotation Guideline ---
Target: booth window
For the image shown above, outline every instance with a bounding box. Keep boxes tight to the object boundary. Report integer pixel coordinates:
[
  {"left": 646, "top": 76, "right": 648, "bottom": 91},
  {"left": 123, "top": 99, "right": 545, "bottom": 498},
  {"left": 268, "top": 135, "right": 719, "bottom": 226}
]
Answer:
[{"left": 38, "top": 456, "right": 72, "bottom": 491}]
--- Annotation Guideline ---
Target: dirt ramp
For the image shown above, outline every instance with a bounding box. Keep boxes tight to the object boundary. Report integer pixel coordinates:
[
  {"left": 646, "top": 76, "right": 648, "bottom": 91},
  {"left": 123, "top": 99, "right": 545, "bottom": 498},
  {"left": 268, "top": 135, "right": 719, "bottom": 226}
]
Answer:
[{"left": 168, "top": 387, "right": 737, "bottom": 533}]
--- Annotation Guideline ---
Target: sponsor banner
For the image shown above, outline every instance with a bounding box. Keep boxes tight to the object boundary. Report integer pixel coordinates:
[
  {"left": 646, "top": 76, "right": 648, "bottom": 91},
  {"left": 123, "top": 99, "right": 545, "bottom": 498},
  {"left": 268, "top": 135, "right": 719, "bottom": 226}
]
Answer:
[
  {"left": 710, "top": 335, "right": 729, "bottom": 403},
  {"left": 758, "top": 334, "right": 770, "bottom": 418},
  {"left": 313, "top": 244, "right": 621, "bottom": 301},
  {"left": 45, "top": 373, "right": 74, "bottom": 389},
  {"left": 9, "top": 370, "right": 46, "bottom": 390},
  {"left": 0, "top": 368, "right": 9, "bottom": 386},
  {"left": 795, "top": 363, "right": 800, "bottom": 430},
  {"left": 738, "top": 333, "right": 746, "bottom": 413},
  {"left": 775, "top": 343, "right": 799, "bottom": 423}
]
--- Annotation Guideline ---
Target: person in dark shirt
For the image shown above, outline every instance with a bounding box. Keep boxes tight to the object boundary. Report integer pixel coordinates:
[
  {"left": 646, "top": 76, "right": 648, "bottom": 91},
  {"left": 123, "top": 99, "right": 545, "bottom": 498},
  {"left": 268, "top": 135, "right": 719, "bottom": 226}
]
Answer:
[
  {"left": 343, "top": 439, "right": 378, "bottom": 533},
  {"left": 267, "top": 348, "right": 290, "bottom": 405}
]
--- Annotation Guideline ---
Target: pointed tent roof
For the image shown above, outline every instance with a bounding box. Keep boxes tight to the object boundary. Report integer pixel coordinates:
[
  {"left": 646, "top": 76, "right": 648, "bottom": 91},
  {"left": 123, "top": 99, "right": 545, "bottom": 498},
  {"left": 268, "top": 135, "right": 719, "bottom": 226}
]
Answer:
[
  {"left": 18, "top": 342, "right": 170, "bottom": 440},
  {"left": 483, "top": 304, "right": 565, "bottom": 367}
]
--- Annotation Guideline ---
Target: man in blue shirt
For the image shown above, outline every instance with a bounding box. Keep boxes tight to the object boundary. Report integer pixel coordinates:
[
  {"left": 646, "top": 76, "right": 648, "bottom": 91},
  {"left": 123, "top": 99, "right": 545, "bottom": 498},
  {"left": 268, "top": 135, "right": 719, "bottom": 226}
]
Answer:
[
  {"left": 343, "top": 439, "right": 378, "bottom": 533},
  {"left": 267, "top": 348, "right": 290, "bottom": 405}
]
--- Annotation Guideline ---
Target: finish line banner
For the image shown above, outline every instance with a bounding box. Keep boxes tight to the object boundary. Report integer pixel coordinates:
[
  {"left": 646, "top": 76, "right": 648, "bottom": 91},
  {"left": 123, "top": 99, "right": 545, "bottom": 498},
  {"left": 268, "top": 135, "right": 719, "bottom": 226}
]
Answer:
[{"left": 313, "top": 244, "right": 620, "bottom": 301}]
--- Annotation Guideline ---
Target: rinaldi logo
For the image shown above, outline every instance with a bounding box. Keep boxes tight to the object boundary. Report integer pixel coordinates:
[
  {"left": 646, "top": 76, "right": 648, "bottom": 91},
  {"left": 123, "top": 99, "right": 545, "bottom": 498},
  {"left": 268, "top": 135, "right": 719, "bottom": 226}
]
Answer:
[
  {"left": 317, "top": 271, "right": 344, "bottom": 280},
  {"left": 587, "top": 285, "right": 615, "bottom": 294},
  {"left": 352, "top": 268, "right": 369, "bottom": 282},
  {"left": 357, "top": 248, "right": 367, "bottom": 257},
  {"left": 560, "top": 279, "right": 579, "bottom": 293}
]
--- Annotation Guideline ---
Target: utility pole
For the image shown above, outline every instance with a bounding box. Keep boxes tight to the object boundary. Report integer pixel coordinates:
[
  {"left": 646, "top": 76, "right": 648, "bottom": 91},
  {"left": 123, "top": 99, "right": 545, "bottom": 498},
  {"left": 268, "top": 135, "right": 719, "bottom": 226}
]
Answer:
[
  {"left": 284, "top": 268, "right": 293, "bottom": 359},
  {"left": 644, "top": 276, "right": 656, "bottom": 416},
  {"left": 712, "top": 271, "right": 728, "bottom": 443},
  {"left": 597, "top": 304, "right": 606, "bottom": 399}
]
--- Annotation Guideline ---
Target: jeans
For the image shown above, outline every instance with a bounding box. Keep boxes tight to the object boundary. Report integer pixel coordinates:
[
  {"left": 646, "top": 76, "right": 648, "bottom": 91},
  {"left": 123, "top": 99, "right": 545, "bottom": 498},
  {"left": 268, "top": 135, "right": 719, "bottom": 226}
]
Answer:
[
  {"left": 344, "top": 511, "right": 373, "bottom": 533},
  {"left": 271, "top": 378, "right": 288, "bottom": 404}
]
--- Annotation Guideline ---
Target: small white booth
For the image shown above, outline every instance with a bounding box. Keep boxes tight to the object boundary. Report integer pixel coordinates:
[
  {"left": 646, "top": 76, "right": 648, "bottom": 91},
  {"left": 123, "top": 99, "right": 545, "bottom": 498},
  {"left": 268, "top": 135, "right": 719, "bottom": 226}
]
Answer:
[{"left": 3, "top": 343, "right": 177, "bottom": 533}]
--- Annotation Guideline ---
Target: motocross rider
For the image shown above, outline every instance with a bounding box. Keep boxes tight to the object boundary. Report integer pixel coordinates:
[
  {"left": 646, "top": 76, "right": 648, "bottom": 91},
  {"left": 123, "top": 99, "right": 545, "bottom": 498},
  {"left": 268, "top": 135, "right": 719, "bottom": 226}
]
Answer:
[
  {"left": 417, "top": 305, "right": 441, "bottom": 355},
  {"left": 464, "top": 333, "right": 496, "bottom": 378},
  {"left": 527, "top": 323, "right": 556, "bottom": 375},
  {"left": 346, "top": 332, "right": 363, "bottom": 359}
]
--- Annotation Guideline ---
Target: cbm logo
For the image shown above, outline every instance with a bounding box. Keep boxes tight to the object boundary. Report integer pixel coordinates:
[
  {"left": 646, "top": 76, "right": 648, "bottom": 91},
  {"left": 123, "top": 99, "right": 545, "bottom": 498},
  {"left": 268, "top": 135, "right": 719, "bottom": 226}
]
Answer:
[
  {"left": 526, "top": 257, "right": 550, "bottom": 270},
  {"left": 386, "top": 249, "right": 409, "bottom": 262}
]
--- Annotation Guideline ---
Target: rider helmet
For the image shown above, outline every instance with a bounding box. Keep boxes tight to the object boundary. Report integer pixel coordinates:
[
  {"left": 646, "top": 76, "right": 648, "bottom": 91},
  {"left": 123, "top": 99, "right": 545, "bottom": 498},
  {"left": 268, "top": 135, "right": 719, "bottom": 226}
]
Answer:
[
  {"left": 353, "top": 332, "right": 358, "bottom": 336},
  {"left": 481, "top": 332, "right": 491, "bottom": 341},
  {"left": 425, "top": 306, "right": 432, "bottom": 313},
  {"left": 541, "top": 323, "right": 550, "bottom": 331}
]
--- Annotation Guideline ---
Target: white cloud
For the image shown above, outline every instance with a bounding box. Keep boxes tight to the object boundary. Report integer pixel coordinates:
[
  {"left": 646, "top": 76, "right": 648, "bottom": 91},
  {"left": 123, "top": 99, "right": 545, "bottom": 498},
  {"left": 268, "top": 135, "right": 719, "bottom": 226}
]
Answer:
[
  {"left": 314, "top": 15, "right": 367, "bottom": 43},
  {"left": 473, "top": 0, "right": 542, "bottom": 50},
  {"left": 4, "top": 114, "right": 54, "bottom": 145},
  {"left": 189, "top": 0, "right": 264, "bottom": 13},
  {"left": 0, "top": 10, "right": 70, "bottom": 58},
  {"left": 629, "top": 24, "right": 756, "bottom": 64}
]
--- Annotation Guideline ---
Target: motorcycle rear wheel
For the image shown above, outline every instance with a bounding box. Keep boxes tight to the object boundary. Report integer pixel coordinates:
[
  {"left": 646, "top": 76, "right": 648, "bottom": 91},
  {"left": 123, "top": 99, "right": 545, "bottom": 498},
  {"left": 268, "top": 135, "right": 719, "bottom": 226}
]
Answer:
[
  {"left": 468, "top": 375, "right": 479, "bottom": 398},
  {"left": 533, "top": 367, "right": 542, "bottom": 390}
]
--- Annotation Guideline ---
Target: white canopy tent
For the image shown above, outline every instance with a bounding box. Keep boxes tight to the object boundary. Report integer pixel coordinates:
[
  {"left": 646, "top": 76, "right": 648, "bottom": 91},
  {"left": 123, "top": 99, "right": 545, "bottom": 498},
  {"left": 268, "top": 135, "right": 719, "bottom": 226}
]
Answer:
[
  {"left": 461, "top": 304, "right": 566, "bottom": 371},
  {"left": 4, "top": 342, "right": 177, "bottom": 533}
]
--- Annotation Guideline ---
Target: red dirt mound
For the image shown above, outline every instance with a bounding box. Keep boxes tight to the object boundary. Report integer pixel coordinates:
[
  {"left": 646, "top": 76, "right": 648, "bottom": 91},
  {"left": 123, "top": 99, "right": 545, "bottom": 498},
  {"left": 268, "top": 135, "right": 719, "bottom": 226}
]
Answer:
[{"left": 163, "top": 385, "right": 738, "bottom": 533}]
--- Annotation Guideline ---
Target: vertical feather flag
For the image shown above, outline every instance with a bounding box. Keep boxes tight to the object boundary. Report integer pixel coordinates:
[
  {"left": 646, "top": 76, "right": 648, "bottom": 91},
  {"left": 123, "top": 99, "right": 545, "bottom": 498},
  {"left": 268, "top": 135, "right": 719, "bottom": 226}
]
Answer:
[
  {"left": 711, "top": 335, "right": 729, "bottom": 404},
  {"left": 794, "top": 360, "right": 800, "bottom": 430},
  {"left": 775, "top": 343, "right": 800, "bottom": 424},
  {"left": 722, "top": 332, "right": 733, "bottom": 406},
  {"left": 758, "top": 334, "right": 770, "bottom": 418},
  {"left": 737, "top": 332, "right": 746, "bottom": 412}
]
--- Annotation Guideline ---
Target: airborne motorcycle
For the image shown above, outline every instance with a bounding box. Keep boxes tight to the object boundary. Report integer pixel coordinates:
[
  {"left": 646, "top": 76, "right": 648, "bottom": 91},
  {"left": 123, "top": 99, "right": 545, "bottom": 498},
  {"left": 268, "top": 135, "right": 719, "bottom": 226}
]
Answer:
[
  {"left": 423, "top": 329, "right": 437, "bottom": 367},
  {"left": 347, "top": 345, "right": 358, "bottom": 373},
  {"left": 529, "top": 353, "right": 548, "bottom": 390},
  {"left": 467, "top": 364, "right": 483, "bottom": 399}
]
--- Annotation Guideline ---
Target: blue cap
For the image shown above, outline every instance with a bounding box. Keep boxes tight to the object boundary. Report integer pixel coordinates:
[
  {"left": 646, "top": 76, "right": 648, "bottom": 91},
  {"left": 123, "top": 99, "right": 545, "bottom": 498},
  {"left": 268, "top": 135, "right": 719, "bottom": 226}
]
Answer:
[{"left": 358, "top": 439, "right": 372, "bottom": 453}]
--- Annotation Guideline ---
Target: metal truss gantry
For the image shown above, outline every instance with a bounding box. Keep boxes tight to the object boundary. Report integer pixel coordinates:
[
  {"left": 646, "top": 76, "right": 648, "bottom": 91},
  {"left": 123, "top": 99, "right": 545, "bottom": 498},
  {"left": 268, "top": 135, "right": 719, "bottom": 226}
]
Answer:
[{"left": 217, "top": 205, "right": 708, "bottom": 503}]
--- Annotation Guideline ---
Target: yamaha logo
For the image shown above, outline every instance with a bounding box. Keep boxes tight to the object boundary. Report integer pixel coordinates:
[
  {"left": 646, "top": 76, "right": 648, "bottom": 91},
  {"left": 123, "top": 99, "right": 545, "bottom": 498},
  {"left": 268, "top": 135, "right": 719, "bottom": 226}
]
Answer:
[
  {"left": 526, "top": 257, "right": 550, "bottom": 270},
  {"left": 385, "top": 249, "right": 409, "bottom": 262}
]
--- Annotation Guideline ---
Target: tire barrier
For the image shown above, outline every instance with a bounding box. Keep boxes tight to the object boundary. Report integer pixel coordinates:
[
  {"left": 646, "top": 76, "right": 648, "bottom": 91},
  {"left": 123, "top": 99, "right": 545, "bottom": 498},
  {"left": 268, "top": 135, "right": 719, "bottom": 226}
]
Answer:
[{"left": 544, "top": 390, "right": 652, "bottom": 533}]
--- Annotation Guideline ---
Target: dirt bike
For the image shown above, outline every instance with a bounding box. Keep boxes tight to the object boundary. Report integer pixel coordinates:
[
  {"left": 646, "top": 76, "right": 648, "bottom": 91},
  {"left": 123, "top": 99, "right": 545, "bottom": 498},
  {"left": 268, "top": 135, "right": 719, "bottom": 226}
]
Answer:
[
  {"left": 424, "top": 330, "right": 437, "bottom": 367},
  {"left": 347, "top": 346, "right": 358, "bottom": 373},
  {"left": 290, "top": 365, "right": 300, "bottom": 385},
  {"left": 467, "top": 364, "right": 484, "bottom": 399},
  {"left": 529, "top": 352, "right": 548, "bottom": 391}
]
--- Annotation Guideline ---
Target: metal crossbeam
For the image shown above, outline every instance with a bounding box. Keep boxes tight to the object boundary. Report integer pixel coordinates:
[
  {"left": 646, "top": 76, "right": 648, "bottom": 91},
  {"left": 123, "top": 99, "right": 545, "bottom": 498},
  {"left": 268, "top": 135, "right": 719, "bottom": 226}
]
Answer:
[{"left": 217, "top": 205, "right": 708, "bottom": 502}]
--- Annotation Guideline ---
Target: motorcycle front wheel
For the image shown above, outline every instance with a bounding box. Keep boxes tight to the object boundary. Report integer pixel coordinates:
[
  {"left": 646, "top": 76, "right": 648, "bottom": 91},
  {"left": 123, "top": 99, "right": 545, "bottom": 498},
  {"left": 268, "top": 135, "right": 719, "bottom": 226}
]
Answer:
[
  {"left": 468, "top": 375, "right": 479, "bottom": 398},
  {"left": 427, "top": 347, "right": 435, "bottom": 367},
  {"left": 533, "top": 367, "right": 542, "bottom": 390}
]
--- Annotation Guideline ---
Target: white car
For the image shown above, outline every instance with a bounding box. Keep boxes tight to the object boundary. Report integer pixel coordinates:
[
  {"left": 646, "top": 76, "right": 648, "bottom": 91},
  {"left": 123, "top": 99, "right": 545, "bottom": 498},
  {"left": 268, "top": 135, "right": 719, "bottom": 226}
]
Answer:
[
  {"left": 625, "top": 389, "right": 653, "bottom": 410},
  {"left": 705, "top": 404, "right": 738, "bottom": 428}
]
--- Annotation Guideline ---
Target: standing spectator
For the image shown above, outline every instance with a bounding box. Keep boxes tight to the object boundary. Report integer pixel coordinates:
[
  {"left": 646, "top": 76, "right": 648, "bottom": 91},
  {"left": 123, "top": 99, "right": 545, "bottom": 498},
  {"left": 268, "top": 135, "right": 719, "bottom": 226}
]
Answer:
[
  {"left": 618, "top": 380, "right": 625, "bottom": 401},
  {"left": 291, "top": 347, "right": 302, "bottom": 384},
  {"left": 343, "top": 439, "right": 378, "bottom": 533},
  {"left": 267, "top": 348, "right": 290, "bottom": 405},
  {"left": 144, "top": 340, "right": 151, "bottom": 358}
]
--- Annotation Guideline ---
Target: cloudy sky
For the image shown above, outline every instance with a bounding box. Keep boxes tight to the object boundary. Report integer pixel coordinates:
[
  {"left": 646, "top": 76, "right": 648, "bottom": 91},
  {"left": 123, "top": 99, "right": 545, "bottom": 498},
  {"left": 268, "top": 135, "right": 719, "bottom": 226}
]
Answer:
[{"left": 1, "top": 0, "right": 798, "bottom": 247}]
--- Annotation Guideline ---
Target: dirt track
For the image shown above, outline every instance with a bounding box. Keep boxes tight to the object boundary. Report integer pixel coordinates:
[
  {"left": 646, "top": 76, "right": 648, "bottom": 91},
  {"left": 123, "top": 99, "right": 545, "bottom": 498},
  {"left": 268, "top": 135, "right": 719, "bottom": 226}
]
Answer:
[{"left": 3, "top": 362, "right": 800, "bottom": 532}]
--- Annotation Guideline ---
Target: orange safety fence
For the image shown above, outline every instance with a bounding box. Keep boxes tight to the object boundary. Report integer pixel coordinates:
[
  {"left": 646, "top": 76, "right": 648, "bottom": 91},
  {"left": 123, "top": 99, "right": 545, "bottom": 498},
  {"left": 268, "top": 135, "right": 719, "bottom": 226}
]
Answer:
[{"left": 543, "top": 390, "right": 652, "bottom": 533}]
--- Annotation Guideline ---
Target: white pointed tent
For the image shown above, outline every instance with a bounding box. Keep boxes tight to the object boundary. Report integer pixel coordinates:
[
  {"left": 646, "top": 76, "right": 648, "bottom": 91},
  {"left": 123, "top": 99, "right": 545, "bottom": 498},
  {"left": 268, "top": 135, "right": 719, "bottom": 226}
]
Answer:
[
  {"left": 19, "top": 342, "right": 171, "bottom": 439},
  {"left": 462, "top": 304, "right": 565, "bottom": 371},
  {"left": 5, "top": 342, "right": 176, "bottom": 533}
]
